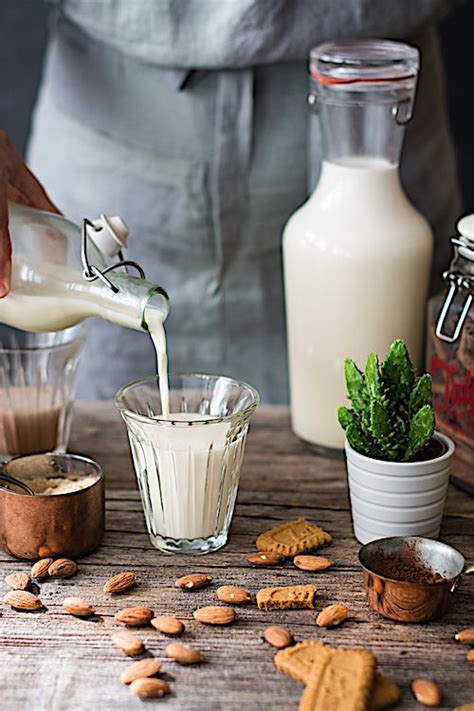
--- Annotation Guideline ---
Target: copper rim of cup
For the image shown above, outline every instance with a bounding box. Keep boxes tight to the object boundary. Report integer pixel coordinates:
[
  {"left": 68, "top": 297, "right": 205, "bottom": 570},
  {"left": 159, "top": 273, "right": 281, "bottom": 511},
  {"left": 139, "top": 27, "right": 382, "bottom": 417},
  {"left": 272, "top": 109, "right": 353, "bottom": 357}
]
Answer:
[
  {"left": 358, "top": 536, "right": 466, "bottom": 586},
  {"left": 0, "top": 453, "right": 104, "bottom": 498}
]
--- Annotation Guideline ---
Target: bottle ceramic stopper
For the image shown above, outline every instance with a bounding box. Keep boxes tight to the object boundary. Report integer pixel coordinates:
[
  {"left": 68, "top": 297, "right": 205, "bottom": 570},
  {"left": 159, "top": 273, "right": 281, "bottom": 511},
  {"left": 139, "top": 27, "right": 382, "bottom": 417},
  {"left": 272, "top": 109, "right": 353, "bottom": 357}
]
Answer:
[
  {"left": 457, "top": 214, "right": 474, "bottom": 261},
  {"left": 88, "top": 215, "right": 130, "bottom": 258}
]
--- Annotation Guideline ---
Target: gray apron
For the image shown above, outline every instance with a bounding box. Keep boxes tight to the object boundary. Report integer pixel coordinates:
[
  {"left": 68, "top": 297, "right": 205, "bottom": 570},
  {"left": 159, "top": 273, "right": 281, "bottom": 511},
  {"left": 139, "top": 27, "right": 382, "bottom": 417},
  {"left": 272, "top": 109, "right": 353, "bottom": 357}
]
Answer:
[{"left": 27, "top": 12, "right": 460, "bottom": 401}]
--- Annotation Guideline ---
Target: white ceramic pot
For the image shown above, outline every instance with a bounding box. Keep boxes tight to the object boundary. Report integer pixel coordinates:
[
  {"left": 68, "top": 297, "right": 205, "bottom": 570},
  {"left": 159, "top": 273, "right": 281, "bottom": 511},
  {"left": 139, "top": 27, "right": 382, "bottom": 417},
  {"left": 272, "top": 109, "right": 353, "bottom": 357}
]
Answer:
[{"left": 345, "top": 432, "right": 455, "bottom": 544}]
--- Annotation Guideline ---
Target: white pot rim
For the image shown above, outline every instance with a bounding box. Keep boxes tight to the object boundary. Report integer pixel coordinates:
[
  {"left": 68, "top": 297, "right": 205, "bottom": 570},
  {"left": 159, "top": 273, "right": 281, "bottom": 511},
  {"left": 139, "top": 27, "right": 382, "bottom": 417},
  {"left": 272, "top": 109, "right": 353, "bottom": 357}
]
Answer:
[{"left": 345, "top": 431, "right": 455, "bottom": 469}]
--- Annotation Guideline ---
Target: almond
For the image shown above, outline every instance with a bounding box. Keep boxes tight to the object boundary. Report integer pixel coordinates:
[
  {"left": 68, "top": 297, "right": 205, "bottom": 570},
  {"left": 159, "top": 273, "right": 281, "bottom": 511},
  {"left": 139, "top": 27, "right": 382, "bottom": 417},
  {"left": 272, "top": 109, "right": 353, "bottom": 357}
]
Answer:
[
  {"left": 112, "top": 631, "right": 144, "bottom": 656},
  {"left": 5, "top": 572, "right": 31, "bottom": 590},
  {"left": 316, "top": 604, "right": 348, "bottom": 627},
  {"left": 129, "top": 678, "right": 170, "bottom": 699},
  {"left": 31, "top": 558, "right": 53, "bottom": 579},
  {"left": 48, "top": 558, "right": 78, "bottom": 578},
  {"left": 120, "top": 657, "right": 162, "bottom": 684},
  {"left": 166, "top": 642, "right": 202, "bottom": 664},
  {"left": 467, "top": 650, "right": 474, "bottom": 662},
  {"left": 151, "top": 615, "right": 184, "bottom": 636},
  {"left": 455, "top": 628, "right": 474, "bottom": 644},
  {"left": 103, "top": 571, "right": 137, "bottom": 594},
  {"left": 246, "top": 552, "right": 283, "bottom": 566},
  {"left": 63, "top": 597, "right": 95, "bottom": 617},
  {"left": 175, "top": 573, "right": 212, "bottom": 590},
  {"left": 3, "top": 590, "right": 43, "bottom": 611},
  {"left": 411, "top": 678, "right": 443, "bottom": 707},
  {"left": 216, "top": 585, "right": 252, "bottom": 605},
  {"left": 193, "top": 605, "right": 236, "bottom": 625},
  {"left": 115, "top": 607, "right": 154, "bottom": 626},
  {"left": 263, "top": 626, "right": 294, "bottom": 649},
  {"left": 293, "top": 555, "right": 334, "bottom": 572}
]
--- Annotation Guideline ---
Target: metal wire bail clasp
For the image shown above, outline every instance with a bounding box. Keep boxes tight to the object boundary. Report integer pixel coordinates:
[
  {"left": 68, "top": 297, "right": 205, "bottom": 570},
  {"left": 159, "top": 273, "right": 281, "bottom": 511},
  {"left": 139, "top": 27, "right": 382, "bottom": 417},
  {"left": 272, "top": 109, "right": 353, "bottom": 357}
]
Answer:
[
  {"left": 81, "top": 218, "right": 146, "bottom": 293},
  {"left": 391, "top": 96, "right": 415, "bottom": 126},
  {"left": 436, "top": 236, "right": 474, "bottom": 343}
]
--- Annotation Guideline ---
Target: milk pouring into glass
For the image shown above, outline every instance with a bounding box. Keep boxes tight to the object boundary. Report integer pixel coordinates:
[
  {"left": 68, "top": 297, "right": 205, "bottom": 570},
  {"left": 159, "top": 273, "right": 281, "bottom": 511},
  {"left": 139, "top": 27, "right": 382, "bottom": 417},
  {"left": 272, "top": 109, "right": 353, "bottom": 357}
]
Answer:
[
  {"left": 1, "top": 202, "right": 172, "bottom": 408},
  {"left": 283, "top": 41, "right": 433, "bottom": 452},
  {"left": 3, "top": 203, "right": 258, "bottom": 553}
]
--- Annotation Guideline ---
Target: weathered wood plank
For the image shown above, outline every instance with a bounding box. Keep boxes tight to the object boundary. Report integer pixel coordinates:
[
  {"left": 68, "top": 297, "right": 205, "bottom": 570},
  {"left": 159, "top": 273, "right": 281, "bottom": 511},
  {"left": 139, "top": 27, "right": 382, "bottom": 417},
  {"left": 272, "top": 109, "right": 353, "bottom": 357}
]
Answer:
[{"left": 0, "top": 403, "right": 473, "bottom": 710}]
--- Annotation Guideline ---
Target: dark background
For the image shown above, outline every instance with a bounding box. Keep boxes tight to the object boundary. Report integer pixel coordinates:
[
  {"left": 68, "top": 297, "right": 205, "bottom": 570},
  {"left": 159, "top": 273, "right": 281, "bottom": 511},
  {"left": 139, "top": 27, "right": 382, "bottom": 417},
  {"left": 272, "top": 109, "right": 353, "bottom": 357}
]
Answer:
[{"left": 1, "top": 0, "right": 474, "bottom": 209}]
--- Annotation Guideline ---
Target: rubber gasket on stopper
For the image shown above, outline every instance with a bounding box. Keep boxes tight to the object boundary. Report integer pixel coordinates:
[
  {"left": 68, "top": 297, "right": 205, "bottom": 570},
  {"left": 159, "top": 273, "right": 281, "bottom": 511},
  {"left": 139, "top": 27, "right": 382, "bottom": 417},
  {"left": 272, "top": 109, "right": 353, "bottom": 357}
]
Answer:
[{"left": 310, "top": 70, "right": 417, "bottom": 86}]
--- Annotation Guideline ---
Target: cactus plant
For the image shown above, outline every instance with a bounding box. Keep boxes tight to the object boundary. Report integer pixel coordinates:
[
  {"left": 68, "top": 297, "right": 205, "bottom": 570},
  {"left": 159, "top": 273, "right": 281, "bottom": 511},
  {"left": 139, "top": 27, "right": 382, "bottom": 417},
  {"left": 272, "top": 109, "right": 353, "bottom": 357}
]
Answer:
[{"left": 338, "top": 339, "right": 435, "bottom": 462}]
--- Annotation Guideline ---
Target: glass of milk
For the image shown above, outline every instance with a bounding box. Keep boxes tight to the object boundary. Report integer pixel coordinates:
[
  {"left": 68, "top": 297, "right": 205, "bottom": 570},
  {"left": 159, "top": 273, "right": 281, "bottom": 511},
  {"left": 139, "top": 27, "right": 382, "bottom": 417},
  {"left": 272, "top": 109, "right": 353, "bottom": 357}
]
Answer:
[
  {"left": 0, "top": 324, "right": 87, "bottom": 458},
  {"left": 115, "top": 373, "right": 259, "bottom": 554}
]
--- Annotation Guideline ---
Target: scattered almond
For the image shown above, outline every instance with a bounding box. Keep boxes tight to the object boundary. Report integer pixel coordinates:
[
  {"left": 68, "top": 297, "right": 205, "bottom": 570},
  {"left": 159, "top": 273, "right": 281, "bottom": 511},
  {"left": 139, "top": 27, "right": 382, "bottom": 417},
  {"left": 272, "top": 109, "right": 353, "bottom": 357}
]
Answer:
[
  {"left": 166, "top": 642, "right": 202, "bottom": 664},
  {"left": 246, "top": 552, "right": 283, "bottom": 566},
  {"left": 455, "top": 628, "right": 474, "bottom": 644},
  {"left": 316, "top": 604, "right": 348, "bottom": 627},
  {"left": 453, "top": 705, "right": 474, "bottom": 711},
  {"left": 151, "top": 615, "right": 184, "bottom": 636},
  {"left": 112, "top": 631, "right": 144, "bottom": 656},
  {"left": 120, "top": 657, "right": 162, "bottom": 685},
  {"left": 293, "top": 555, "right": 334, "bottom": 572},
  {"left": 193, "top": 605, "right": 236, "bottom": 625},
  {"left": 411, "top": 678, "right": 443, "bottom": 707},
  {"left": 263, "top": 626, "right": 294, "bottom": 649},
  {"left": 467, "top": 650, "right": 474, "bottom": 662},
  {"left": 5, "top": 572, "right": 30, "bottom": 590},
  {"left": 103, "top": 571, "right": 137, "bottom": 594},
  {"left": 31, "top": 558, "right": 54, "bottom": 579},
  {"left": 48, "top": 558, "right": 78, "bottom": 578},
  {"left": 175, "top": 573, "right": 212, "bottom": 590},
  {"left": 63, "top": 597, "right": 95, "bottom": 617},
  {"left": 3, "top": 590, "right": 43, "bottom": 611},
  {"left": 216, "top": 585, "right": 252, "bottom": 605},
  {"left": 115, "top": 607, "right": 154, "bottom": 626},
  {"left": 129, "top": 678, "right": 170, "bottom": 699}
]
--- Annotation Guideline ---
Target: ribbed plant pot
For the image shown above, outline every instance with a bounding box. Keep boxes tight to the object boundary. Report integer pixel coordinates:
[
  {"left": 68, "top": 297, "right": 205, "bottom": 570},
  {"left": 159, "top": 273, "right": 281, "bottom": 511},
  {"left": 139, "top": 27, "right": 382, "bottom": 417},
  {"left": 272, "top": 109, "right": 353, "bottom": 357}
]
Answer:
[{"left": 345, "top": 432, "right": 455, "bottom": 544}]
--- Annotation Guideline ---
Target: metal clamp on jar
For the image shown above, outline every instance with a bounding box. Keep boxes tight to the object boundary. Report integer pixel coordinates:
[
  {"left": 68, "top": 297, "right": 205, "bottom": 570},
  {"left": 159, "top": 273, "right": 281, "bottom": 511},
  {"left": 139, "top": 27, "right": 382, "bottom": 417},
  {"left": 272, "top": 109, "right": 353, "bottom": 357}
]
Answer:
[
  {"left": 436, "top": 215, "right": 474, "bottom": 343},
  {"left": 428, "top": 214, "right": 474, "bottom": 464}
]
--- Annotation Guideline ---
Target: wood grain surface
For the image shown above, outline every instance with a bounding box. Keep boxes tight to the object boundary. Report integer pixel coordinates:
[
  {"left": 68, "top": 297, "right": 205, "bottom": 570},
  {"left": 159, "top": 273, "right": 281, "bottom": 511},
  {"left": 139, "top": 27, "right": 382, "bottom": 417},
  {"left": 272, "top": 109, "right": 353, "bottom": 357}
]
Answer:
[{"left": 0, "top": 404, "right": 473, "bottom": 710}]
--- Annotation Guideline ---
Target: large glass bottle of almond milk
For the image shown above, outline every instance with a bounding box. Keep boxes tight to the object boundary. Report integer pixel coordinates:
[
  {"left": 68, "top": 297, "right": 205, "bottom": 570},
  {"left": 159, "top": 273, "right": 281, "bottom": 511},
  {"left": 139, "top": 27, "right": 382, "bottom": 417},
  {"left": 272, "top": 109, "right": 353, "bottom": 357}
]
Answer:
[{"left": 283, "top": 40, "right": 433, "bottom": 452}]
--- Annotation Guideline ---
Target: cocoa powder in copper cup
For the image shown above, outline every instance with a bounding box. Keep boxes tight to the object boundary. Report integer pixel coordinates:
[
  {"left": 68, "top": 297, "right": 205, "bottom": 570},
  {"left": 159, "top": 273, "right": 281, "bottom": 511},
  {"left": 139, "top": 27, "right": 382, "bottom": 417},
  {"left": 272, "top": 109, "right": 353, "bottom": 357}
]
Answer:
[
  {"left": 358, "top": 536, "right": 468, "bottom": 622},
  {"left": 0, "top": 453, "right": 104, "bottom": 560}
]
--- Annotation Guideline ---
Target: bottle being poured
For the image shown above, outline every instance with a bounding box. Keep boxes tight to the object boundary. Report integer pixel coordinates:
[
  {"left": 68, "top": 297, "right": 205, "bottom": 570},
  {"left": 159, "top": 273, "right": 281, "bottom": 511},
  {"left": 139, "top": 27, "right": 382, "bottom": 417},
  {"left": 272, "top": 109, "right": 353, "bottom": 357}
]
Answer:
[{"left": 1, "top": 202, "right": 171, "bottom": 416}]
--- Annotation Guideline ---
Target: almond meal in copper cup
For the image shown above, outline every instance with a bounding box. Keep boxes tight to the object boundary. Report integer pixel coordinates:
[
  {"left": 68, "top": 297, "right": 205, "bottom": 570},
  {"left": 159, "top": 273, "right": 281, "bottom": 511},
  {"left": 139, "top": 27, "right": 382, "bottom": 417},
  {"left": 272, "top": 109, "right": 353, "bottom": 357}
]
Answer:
[
  {"left": 359, "top": 536, "right": 473, "bottom": 623},
  {"left": 0, "top": 453, "right": 104, "bottom": 560}
]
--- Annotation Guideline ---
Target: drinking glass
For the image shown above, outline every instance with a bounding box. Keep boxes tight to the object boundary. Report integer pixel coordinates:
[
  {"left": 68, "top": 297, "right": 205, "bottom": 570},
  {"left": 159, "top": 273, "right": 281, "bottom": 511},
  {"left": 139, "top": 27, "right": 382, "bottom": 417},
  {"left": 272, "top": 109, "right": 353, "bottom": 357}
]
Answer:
[
  {"left": 0, "top": 325, "right": 87, "bottom": 459},
  {"left": 115, "top": 373, "right": 259, "bottom": 554}
]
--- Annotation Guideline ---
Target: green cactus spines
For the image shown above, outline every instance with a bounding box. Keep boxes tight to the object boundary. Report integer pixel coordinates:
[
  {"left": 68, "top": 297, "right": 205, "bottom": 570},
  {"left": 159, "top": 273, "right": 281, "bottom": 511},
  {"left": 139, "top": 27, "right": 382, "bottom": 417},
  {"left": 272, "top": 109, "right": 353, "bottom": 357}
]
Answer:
[
  {"left": 337, "top": 405, "right": 356, "bottom": 431},
  {"left": 369, "top": 400, "right": 400, "bottom": 460},
  {"left": 365, "top": 352, "right": 383, "bottom": 400},
  {"left": 380, "top": 338, "right": 415, "bottom": 413},
  {"left": 338, "top": 340, "right": 435, "bottom": 462},
  {"left": 344, "top": 359, "right": 368, "bottom": 414},
  {"left": 345, "top": 421, "right": 378, "bottom": 458},
  {"left": 409, "top": 373, "right": 433, "bottom": 418},
  {"left": 404, "top": 405, "right": 436, "bottom": 461}
]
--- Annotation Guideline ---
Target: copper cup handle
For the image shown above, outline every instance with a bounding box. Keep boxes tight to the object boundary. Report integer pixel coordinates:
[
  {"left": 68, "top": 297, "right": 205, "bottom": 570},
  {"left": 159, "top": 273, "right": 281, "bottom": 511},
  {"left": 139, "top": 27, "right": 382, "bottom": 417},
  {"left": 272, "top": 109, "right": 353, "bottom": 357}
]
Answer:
[{"left": 450, "top": 563, "right": 474, "bottom": 593}]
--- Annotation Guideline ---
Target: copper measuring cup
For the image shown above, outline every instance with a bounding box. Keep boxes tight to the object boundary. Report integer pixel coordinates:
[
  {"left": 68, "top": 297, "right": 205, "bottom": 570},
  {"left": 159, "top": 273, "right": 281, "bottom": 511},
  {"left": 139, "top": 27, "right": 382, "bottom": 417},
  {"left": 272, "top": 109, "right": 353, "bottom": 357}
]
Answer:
[
  {"left": 0, "top": 453, "right": 104, "bottom": 560},
  {"left": 359, "top": 536, "right": 473, "bottom": 623}
]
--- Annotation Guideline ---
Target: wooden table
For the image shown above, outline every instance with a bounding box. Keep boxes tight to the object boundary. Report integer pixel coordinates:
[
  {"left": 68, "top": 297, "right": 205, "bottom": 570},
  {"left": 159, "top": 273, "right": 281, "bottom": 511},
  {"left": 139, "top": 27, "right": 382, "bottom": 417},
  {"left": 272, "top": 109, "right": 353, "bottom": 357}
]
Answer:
[{"left": 1, "top": 404, "right": 473, "bottom": 710}]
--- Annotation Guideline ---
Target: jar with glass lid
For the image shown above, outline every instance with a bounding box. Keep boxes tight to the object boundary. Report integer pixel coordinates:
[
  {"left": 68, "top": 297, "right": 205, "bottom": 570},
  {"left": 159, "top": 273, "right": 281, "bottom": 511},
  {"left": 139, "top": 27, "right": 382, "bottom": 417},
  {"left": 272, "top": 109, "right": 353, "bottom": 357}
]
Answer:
[
  {"left": 428, "top": 214, "right": 474, "bottom": 463},
  {"left": 283, "top": 39, "right": 433, "bottom": 452}
]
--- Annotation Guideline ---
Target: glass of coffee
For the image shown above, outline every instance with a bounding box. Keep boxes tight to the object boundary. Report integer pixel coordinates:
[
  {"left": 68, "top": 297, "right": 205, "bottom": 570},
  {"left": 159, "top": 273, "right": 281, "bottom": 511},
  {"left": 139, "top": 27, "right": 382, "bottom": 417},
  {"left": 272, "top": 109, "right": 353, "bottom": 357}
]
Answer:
[
  {"left": 0, "top": 325, "right": 87, "bottom": 458},
  {"left": 116, "top": 373, "right": 259, "bottom": 554}
]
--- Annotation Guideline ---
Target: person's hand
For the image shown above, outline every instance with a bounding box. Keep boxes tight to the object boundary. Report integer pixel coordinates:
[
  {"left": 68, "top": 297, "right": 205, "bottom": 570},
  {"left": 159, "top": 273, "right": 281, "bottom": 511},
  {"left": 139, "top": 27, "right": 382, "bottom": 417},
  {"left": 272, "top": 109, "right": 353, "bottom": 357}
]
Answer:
[{"left": 0, "top": 128, "right": 59, "bottom": 297}]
